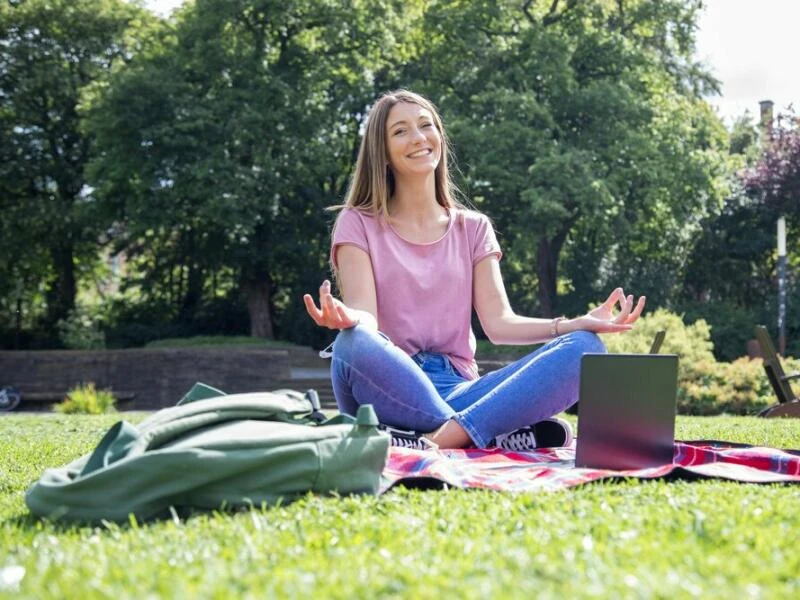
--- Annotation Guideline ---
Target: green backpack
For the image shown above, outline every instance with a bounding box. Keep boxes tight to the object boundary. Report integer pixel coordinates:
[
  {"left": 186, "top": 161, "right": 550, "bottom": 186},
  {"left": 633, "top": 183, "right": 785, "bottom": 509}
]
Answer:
[{"left": 26, "top": 384, "right": 389, "bottom": 522}]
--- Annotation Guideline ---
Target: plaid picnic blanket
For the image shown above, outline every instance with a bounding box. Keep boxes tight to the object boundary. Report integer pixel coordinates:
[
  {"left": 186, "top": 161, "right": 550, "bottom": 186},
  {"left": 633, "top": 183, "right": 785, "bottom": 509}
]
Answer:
[{"left": 379, "top": 440, "right": 800, "bottom": 493}]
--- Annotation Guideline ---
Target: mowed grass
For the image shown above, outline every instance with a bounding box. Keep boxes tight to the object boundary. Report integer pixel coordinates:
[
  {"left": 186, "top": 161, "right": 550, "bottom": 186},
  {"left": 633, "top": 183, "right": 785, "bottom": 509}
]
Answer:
[{"left": 1, "top": 414, "right": 799, "bottom": 599}]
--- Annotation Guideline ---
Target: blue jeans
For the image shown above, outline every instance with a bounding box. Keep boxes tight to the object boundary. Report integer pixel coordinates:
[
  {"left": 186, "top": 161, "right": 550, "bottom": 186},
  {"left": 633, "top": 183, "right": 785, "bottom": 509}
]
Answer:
[{"left": 330, "top": 326, "right": 606, "bottom": 448}]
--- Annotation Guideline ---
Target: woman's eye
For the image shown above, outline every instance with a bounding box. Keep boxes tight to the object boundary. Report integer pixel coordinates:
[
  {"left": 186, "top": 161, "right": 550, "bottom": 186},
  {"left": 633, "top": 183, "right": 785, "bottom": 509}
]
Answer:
[
  {"left": 393, "top": 128, "right": 405, "bottom": 136},
  {"left": 422, "top": 122, "right": 433, "bottom": 128}
]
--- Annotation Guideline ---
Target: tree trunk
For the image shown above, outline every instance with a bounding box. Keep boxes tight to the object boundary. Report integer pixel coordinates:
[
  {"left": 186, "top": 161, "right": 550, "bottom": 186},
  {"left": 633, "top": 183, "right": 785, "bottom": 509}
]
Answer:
[
  {"left": 536, "top": 222, "right": 574, "bottom": 317},
  {"left": 241, "top": 276, "right": 274, "bottom": 339},
  {"left": 46, "top": 241, "right": 76, "bottom": 327},
  {"left": 179, "top": 264, "right": 205, "bottom": 322},
  {"left": 536, "top": 237, "right": 558, "bottom": 317}
]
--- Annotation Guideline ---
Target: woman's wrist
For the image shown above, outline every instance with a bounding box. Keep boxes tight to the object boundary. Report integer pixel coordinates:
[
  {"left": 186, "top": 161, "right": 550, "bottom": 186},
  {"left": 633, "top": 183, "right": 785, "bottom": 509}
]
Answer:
[{"left": 550, "top": 316, "right": 567, "bottom": 337}]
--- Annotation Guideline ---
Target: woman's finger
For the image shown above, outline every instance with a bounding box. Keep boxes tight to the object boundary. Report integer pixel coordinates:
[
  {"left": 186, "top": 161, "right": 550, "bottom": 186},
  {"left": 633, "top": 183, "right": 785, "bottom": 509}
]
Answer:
[
  {"left": 323, "top": 289, "right": 338, "bottom": 315},
  {"left": 625, "top": 296, "right": 646, "bottom": 323},
  {"left": 335, "top": 304, "right": 357, "bottom": 328},
  {"left": 603, "top": 288, "right": 622, "bottom": 310},
  {"left": 604, "top": 287, "right": 626, "bottom": 316},
  {"left": 319, "top": 280, "right": 331, "bottom": 305},
  {"left": 613, "top": 294, "right": 633, "bottom": 323},
  {"left": 303, "top": 294, "right": 323, "bottom": 325}
]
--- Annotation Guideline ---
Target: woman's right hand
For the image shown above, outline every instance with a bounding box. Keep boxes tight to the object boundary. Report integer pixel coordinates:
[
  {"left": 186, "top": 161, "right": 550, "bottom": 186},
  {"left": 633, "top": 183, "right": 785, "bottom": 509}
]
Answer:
[{"left": 303, "top": 280, "right": 360, "bottom": 330}]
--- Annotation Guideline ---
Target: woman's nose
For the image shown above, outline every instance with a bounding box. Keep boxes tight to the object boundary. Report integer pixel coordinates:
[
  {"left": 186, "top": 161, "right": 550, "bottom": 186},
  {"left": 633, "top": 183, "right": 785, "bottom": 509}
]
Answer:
[{"left": 409, "top": 126, "right": 426, "bottom": 143}]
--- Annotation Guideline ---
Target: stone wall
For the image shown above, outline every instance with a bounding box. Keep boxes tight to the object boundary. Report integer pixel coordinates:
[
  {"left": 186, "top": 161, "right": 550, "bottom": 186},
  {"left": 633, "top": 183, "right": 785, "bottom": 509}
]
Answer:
[{"left": 0, "top": 347, "right": 292, "bottom": 410}]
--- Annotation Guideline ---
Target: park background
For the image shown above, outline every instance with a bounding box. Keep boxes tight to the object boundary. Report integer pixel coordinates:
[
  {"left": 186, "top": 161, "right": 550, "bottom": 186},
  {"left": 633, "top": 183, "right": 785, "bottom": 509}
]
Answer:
[
  {"left": 2, "top": 3, "right": 800, "bottom": 598},
  {"left": 2, "top": 0, "right": 799, "bottom": 413}
]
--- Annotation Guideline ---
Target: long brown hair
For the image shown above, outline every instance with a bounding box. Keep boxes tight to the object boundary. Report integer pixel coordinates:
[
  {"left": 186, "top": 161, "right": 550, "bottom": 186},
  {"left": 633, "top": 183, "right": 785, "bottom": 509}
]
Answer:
[{"left": 337, "top": 89, "right": 464, "bottom": 217}]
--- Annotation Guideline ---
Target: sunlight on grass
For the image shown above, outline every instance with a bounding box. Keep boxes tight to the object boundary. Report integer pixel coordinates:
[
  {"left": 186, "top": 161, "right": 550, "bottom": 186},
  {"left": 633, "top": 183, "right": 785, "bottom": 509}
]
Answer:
[{"left": 1, "top": 414, "right": 798, "bottom": 598}]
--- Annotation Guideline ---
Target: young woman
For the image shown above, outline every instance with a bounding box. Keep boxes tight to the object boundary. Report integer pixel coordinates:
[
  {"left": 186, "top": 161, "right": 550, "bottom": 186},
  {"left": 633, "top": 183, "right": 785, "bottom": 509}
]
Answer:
[{"left": 304, "top": 90, "right": 645, "bottom": 450}]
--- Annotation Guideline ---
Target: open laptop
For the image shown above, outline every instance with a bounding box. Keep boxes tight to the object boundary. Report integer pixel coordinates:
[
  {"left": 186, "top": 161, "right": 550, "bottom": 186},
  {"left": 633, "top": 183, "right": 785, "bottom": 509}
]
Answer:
[{"left": 575, "top": 336, "right": 678, "bottom": 470}]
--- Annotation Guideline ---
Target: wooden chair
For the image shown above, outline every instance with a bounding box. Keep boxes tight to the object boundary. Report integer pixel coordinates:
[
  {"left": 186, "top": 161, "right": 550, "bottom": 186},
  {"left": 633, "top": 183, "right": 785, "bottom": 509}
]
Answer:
[{"left": 754, "top": 325, "right": 800, "bottom": 418}]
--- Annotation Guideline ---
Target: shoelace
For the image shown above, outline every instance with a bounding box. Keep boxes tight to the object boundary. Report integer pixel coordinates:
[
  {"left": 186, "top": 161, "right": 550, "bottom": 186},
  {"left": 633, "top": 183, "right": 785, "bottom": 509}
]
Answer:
[
  {"left": 390, "top": 435, "right": 438, "bottom": 450},
  {"left": 497, "top": 430, "right": 537, "bottom": 451}
]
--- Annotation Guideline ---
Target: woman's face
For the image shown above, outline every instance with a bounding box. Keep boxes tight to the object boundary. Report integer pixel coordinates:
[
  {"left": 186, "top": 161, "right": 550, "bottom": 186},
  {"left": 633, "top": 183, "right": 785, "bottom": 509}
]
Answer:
[{"left": 384, "top": 101, "right": 442, "bottom": 179}]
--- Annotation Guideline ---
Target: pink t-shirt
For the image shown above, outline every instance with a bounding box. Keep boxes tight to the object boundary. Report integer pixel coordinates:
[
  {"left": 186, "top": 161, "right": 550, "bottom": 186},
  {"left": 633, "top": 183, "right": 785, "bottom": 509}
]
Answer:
[{"left": 331, "top": 207, "right": 502, "bottom": 380}]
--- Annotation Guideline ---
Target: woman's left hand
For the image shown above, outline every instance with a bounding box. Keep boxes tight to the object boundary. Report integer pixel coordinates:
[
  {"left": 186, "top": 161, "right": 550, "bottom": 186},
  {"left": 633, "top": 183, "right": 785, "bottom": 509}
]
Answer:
[{"left": 565, "top": 288, "right": 646, "bottom": 334}]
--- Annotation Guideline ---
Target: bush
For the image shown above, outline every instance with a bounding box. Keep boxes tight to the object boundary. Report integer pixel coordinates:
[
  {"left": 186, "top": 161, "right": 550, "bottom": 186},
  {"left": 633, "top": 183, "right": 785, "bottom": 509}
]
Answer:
[
  {"left": 679, "top": 357, "right": 774, "bottom": 415},
  {"left": 54, "top": 383, "right": 117, "bottom": 415},
  {"left": 601, "top": 307, "right": 715, "bottom": 381},
  {"left": 601, "top": 308, "right": 796, "bottom": 415},
  {"left": 681, "top": 300, "right": 768, "bottom": 362},
  {"left": 57, "top": 307, "right": 106, "bottom": 350}
]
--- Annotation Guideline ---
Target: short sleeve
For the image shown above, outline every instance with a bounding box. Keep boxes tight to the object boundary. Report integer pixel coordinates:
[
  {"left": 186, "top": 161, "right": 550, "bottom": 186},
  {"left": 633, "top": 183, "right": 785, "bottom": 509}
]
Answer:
[
  {"left": 472, "top": 213, "right": 502, "bottom": 265},
  {"left": 330, "top": 209, "right": 370, "bottom": 270}
]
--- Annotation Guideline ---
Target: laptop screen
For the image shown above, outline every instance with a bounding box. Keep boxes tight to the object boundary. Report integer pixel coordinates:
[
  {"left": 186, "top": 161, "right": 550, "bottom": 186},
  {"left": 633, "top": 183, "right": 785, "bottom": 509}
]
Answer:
[{"left": 576, "top": 353, "right": 678, "bottom": 470}]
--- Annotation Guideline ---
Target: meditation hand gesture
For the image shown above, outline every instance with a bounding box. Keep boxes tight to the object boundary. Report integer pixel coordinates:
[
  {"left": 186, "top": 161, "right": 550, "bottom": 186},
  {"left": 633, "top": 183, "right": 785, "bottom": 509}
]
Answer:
[
  {"left": 303, "top": 280, "right": 360, "bottom": 330},
  {"left": 568, "top": 288, "right": 645, "bottom": 334}
]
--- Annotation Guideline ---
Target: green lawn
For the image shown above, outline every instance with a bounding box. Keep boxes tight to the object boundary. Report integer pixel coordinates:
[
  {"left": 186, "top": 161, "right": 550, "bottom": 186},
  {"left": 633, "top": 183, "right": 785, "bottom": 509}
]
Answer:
[{"left": 1, "top": 413, "right": 799, "bottom": 599}]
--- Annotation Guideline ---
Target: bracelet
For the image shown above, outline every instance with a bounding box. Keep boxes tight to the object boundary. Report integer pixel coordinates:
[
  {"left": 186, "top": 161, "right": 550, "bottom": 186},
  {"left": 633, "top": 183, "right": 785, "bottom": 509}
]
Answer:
[{"left": 550, "top": 316, "right": 566, "bottom": 338}]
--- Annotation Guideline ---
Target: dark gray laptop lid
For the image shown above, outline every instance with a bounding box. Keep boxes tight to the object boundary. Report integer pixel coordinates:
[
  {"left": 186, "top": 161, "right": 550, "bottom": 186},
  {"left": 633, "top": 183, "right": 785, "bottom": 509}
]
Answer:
[{"left": 575, "top": 353, "right": 678, "bottom": 470}]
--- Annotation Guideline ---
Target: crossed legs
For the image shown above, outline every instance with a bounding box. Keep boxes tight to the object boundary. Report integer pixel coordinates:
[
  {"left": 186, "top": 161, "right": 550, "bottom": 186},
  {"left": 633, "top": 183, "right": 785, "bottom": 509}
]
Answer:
[{"left": 330, "top": 326, "right": 605, "bottom": 448}]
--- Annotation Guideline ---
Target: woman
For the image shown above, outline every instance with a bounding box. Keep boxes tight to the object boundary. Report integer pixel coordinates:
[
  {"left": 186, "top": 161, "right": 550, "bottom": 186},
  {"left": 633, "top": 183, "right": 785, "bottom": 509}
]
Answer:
[{"left": 304, "top": 90, "right": 644, "bottom": 450}]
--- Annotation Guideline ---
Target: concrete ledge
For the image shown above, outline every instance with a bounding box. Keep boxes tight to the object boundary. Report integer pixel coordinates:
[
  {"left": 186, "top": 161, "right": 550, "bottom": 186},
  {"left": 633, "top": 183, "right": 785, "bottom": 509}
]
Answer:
[{"left": 0, "top": 347, "right": 292, "bottom": 410}]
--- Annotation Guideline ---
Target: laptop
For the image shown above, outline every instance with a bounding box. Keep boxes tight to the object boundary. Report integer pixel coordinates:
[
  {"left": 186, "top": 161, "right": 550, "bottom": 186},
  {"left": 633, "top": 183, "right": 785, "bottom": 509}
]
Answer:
[{"left": 575, "top": 349, "right": 678, "bottom": 470}]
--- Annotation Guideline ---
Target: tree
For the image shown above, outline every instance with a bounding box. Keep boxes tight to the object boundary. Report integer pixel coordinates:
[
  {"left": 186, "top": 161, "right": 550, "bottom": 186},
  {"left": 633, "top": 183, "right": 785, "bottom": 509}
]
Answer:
[
  {"left": 86, "top": 0, "right": 417, "bottom": 339},
  {"left": 404, "top": 0, "right": 728, "bottom": 316},
  {"left": 728, "top": 111, "right": 760, "bottom": 161},
  {"left": 0, "top": 0, "right": 154, "bottom": 331},
  {"left": 679, "top": 111, "right": 799, "bottom": 359},
  {"left": 743, "top": 111, "right": 800, "bottom": 221}
]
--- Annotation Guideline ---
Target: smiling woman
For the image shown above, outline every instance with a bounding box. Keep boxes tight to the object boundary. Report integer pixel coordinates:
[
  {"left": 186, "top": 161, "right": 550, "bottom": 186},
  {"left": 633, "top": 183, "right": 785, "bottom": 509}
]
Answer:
[
  {"left": 303, "top": 89, "right": 646, "bottom": 451},
  {"left": 385, "top": 102, "right": 442, "bottom": 178}
]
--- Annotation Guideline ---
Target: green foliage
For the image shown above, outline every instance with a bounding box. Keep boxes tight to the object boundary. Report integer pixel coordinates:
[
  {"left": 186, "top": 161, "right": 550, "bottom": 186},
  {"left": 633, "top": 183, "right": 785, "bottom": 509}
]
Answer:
[
  {"left": 681, "top": 194, "right": 775, "bottom": 322},
  {"left": 56, "top": 307, "right": 106, "bottom": 350},
  {"left": 0, "top": 0, "right": 156, "bottom": 329},
  {"left": 54, "top": 383, "right": 117, "bottom": 414},
  {"left": 2, "top": 414, "right": 800, "bottom": 598},
  {"left": 679, "top": 357, "right": 773, "bottom": 416},
  {"left": 144, "top": 336, "right": 298, "bottom": 348},
  {"left": 602, "top": 308, "right": 777, "bottom": 415},
  {"left": 84, "top": 0, "right": 420, "bottom": 341},
  {"left": 728, "top": 111, "right": 761, "bottom": 162},
  {"left": 681, "top": 300, "right": 769, "bottom": 362},
  {"left": 1, "top": 0, "right": 790, "bottom": 356},
  {"left": 407, "top": 0, "right": 728, "bottom": 316},
  {"left": 602, "top": 307, "right": 715, "bottom": 365}
]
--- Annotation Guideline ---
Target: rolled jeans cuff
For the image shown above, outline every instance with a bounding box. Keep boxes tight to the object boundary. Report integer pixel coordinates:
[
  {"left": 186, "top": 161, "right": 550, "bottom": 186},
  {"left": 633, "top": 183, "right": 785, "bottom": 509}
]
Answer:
[{"left": 453, "top": 413, "right": 489, "bottom": 449}]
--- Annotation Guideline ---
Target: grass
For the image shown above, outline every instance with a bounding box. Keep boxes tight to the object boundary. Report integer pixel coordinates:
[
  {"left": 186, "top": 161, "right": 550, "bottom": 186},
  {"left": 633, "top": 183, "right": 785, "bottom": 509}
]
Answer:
[
  {"left": 1, "top": 413, "right": 799, "bottom": 599},
  {"left": 144, "top": 335, "right": 302, "bottom": 349}
]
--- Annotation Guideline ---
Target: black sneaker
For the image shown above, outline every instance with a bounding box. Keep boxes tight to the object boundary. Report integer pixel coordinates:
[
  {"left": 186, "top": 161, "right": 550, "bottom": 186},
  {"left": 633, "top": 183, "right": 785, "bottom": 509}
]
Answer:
[
  {"left": 379, "top": 425, "right": 438, "bottom": 450},
  {"left": 493, "top": 417, "right": 573, "bottom": 451}
]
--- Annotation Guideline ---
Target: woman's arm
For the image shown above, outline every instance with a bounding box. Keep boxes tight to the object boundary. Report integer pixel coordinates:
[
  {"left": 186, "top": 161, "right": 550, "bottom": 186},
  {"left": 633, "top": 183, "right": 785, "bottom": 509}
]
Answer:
[
  {"left": 472, "top": 256, "right": 645, "bottom": 344},
  {"left": 303, "top": 244, "right": 378, "bottom": 330}
]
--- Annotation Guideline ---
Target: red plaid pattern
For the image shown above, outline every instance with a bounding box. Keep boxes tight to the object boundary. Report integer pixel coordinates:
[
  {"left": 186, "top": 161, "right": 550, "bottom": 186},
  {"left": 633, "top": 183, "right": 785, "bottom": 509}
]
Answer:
[{"left": 380, "top": 440, "right": 800, "bottom": 493}]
